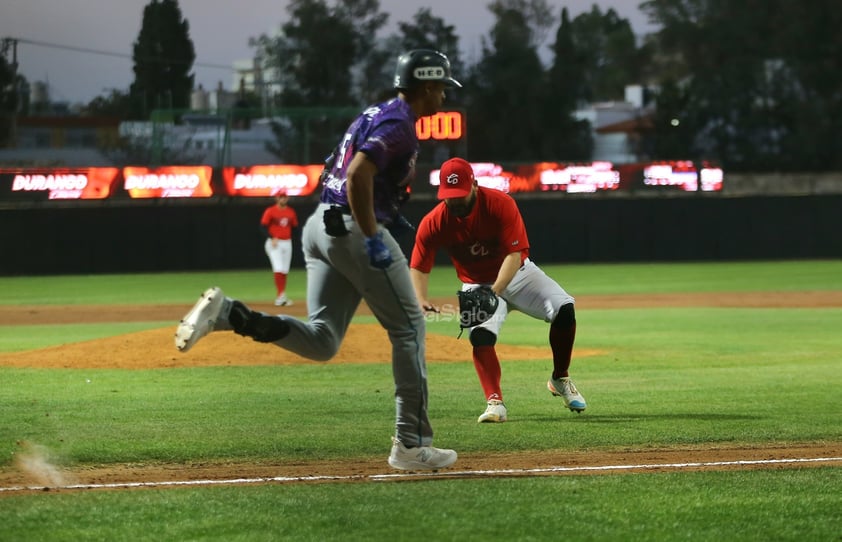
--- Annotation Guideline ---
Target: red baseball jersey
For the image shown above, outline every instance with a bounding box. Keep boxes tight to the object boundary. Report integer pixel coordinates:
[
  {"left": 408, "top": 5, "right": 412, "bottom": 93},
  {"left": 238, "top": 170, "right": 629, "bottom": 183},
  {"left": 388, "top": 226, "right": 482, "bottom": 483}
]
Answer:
[
  {"left": 411, "top": 186, "right": 530, "bottom": 284},
  {"left": 260, "top": 205, "right": 299, "bottom": 240}
]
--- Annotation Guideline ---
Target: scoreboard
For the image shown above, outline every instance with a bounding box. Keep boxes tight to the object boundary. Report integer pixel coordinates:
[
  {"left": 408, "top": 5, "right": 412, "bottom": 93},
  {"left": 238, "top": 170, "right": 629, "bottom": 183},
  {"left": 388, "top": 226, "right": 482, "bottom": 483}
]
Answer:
[{"left": 416, "top": 110, "right": 467, "bottom": 160}]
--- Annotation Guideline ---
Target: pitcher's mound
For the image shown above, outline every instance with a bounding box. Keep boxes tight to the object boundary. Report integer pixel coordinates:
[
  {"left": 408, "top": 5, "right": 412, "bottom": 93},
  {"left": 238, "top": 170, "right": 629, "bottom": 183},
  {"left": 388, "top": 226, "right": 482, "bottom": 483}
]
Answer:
[{"left": 0, "top": 323, "right": 602, "bottom": 370}]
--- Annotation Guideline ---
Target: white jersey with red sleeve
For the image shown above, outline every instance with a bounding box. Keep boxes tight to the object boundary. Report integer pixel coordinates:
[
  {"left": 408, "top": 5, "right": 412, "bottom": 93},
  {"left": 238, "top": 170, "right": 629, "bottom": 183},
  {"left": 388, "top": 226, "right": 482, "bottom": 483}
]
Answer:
[{"left": 411, "top": 187, "right": 529, "bottom": 284}]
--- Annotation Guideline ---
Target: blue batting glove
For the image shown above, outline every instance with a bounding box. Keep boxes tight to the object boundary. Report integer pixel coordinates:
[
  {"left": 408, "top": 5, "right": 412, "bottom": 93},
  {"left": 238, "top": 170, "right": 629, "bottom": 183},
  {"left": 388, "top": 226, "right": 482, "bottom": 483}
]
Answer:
[{"left": 365, "top": 232, "right": 393, "bottom": 269}]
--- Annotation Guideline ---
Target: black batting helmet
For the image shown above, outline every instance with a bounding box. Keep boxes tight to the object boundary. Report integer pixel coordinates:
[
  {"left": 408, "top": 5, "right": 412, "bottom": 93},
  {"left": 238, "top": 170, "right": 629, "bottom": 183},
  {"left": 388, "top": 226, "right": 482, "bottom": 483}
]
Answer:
[{"left": 393, "top": 49, "right": 462, "bottom": 90}]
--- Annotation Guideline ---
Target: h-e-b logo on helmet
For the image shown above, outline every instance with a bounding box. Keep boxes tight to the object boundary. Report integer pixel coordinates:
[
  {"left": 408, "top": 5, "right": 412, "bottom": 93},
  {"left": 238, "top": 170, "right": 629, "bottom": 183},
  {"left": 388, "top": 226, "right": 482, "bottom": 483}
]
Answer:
[{"left": 414, "top": 67, "right": 446, "bottom": 80}]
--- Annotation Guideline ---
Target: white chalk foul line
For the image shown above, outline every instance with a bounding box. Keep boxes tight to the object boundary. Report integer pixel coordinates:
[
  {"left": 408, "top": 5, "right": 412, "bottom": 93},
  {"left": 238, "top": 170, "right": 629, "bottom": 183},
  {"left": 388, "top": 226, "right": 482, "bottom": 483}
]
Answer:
[
  {"left": 1, "top": 456, "right": 840, "bottom": 493},
  {"left": 370, "top": 456, "right": 842, "bottom": 480}
]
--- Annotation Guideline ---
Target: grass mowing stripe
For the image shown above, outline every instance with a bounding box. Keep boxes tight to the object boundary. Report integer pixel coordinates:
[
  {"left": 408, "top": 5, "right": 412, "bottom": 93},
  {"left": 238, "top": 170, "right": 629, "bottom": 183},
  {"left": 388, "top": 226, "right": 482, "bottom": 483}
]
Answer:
[
  {"left": 1, "top": 468, "right": 839, "bottom": 541},
  {"left": 1, "top": 351, "right": 839, "bottom": 464},
  {"left": 1, "top": 260, "right": 841, "bottom": 305},
  {"left": 547, "top": 259, "right": 842, "bottom": 294},
  {"left": 0, "top": 322, "right": 172, "bottom": 353}
]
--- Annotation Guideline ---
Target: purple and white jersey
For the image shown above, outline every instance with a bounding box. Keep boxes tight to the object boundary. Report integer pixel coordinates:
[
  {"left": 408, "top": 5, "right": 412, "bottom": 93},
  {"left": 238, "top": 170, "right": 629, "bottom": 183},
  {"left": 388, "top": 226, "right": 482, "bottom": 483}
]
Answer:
[{"left": 320, "top": 98, "right": 419, "bottom": 224}]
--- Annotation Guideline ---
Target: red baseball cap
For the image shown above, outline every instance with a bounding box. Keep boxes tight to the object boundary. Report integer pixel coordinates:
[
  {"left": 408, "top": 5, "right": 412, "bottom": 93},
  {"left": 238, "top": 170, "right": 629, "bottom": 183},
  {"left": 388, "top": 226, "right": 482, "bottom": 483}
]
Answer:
[
  {"left": 273, "top": 188, "right": 288, "bottom": 197},
  {"left": 437, "top": 158, "right": 475, "bottom": 199}
]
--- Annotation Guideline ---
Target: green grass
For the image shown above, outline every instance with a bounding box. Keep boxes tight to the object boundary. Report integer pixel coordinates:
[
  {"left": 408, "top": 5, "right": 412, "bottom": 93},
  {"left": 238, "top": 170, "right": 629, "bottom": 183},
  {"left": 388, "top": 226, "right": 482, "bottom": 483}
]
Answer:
[
  {"left": 0, "top": 270, "right": 284, "bottom": 305},
  {"left": 3, "top": 303, "right": 840, "bottom": 462},
  {"left": 551, "top": 259, "right": 842, "bottom": 294},
  {"left": 1, "top": 259, "right": 841, "bottom": 306},
  {"left": 1, "top": 261, "right": 840, "bottom": 541},
  {"left": 0, "top": 322, "right": 170, "bottom": 352},
  {"left": 2, "top": 469, "right": 840, "bottom": 541}
]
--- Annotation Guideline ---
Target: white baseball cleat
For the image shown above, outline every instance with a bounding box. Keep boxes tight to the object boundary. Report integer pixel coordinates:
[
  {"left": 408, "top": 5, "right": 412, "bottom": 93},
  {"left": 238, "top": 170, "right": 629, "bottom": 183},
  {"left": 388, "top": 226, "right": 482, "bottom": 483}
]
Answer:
[
  {"left": 274, "top": 294, "right": 293, "bottom": 307},
  {"left": 387, "top": 437, "right": 457, "bottom": 471},
  {"left": 477, "top": 400, "right": 508, "bottom": 423},
  {"left": 175, "top": 287, "right": 227, "bottom": 353},
  {"left": 547, "top": 376, "right": 587, "bottom": 413}
]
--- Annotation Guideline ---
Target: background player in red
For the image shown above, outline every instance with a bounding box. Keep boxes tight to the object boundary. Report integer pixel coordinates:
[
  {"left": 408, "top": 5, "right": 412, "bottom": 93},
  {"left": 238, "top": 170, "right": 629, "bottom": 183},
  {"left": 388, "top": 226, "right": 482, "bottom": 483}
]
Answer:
[
  {"left": 410, "top": 157, "right": 586, "bottom": 423},
  {"left": 260, "top": 189, "right": 299, "bottom": 306}
]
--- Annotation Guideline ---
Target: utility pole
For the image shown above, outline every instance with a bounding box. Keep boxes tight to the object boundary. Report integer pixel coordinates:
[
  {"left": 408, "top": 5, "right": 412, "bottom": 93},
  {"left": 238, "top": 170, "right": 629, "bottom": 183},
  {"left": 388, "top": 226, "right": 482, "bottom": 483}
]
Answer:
[
  {"left": 1, "top": 38, "right": 18, "bottom": 70},
  {"left": 1, "top": 38, "right": 19, "bottom": 146}
]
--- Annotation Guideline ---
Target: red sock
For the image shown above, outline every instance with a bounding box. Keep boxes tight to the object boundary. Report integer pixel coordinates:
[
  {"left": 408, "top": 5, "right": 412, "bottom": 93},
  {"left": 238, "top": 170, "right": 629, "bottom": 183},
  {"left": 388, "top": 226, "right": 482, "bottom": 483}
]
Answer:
[
  {"left": 549, "top": 321, "right": 576, "bottom": 379},
  {"left": 273, "top": 273, "right": 287, "bottom": 296},
  {"left": 472, "top": 345, "right": 503, "bottom": 402}
]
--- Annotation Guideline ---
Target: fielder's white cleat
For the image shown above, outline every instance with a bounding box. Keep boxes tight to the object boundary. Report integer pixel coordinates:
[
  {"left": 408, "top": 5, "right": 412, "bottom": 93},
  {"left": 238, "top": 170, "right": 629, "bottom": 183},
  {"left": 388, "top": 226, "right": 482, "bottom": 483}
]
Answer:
[
  {"left": 274, "top": 294, "right": 293, "bottom": 307},
  {"left": 175, "top": 287, "right": 227, "bottom": 353},
  {"left": 387, "top": 437, "right": 457, "bottom": 471},
  {"left": 477, "top": 400, "right": 508, "bottom": 423},
  {"left": 547, "top": 376, "right": 587, "bottom": 413}
]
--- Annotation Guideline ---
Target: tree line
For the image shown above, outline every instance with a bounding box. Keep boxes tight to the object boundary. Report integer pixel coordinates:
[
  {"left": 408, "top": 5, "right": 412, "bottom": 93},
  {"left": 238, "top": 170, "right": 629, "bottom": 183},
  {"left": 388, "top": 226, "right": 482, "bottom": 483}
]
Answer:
[{"left": 2, "top": 0, "right": 840, "bottom": 172}]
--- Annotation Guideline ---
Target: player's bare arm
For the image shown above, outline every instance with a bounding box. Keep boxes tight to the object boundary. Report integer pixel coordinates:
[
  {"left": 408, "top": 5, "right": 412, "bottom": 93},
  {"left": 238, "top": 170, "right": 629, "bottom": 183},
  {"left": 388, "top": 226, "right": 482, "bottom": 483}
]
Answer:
[
  {"left": 346, "top": 153, "right": 379, "bottom": 237},
  {"left": 491, "top": 251, "right": 523, "bottom": 294},
  {"left": 410, "top": 268, "right": 439, "bottom": 312}
]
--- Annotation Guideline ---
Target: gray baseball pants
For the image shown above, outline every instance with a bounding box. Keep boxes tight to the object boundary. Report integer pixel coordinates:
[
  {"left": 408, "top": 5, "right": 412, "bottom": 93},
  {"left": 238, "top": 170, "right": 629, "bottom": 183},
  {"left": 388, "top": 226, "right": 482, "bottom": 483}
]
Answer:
[{"left": 270, "top": 203, "right": 433, "bottom": 447}]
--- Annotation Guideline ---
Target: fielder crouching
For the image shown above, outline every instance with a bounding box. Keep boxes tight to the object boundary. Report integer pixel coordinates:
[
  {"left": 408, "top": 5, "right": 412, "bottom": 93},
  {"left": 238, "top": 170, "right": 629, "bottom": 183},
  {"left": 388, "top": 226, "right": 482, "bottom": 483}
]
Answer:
[{"left": 410, "top": 157, "right": 587, "bottom": 424}]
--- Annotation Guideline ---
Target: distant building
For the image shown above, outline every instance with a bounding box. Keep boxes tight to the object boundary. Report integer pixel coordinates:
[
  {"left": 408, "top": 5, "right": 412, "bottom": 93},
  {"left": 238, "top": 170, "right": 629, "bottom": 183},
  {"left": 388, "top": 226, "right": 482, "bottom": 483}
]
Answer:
[
  {"left": 232, "top": 57, "right": 283, "bottom": 112},
  {"left": 14, "top": 116, "right": 120, "bottom": 149},
  {"left": 118, "top": 116, "right": 282, "bottom": 167},
  {"left": 190, "top": 81, "right": 241, "bottom": 113},
  {"left": 574, "top": 85, "right": 656, "bottom": 164}
]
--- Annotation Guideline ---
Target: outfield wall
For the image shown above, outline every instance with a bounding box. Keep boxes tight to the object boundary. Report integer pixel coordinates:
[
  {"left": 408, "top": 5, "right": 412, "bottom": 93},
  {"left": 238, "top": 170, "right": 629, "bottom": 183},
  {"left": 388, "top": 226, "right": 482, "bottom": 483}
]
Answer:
[{"left": 2, "top": 194, "right": 840, "bottom": 275}]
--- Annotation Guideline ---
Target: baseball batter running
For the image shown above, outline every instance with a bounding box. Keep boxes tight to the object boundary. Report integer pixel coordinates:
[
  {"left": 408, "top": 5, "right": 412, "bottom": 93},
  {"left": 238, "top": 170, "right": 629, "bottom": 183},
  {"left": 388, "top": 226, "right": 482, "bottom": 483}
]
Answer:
[
  {"left": 410, "top": 157, "right": 587, "bottom": 423},
  {"left": 260, "top": 189, "right": 299, "bottom": 306},
  {"left": 175, "top": 50, "right": 462, "bottom": 470}
]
